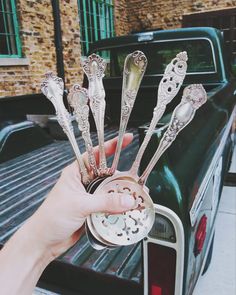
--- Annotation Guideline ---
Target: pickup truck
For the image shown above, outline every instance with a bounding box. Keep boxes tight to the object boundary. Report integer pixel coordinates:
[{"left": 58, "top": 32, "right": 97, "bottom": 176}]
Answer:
[{"left": 0, "top": 27, "right": 235, "bottom": 295}]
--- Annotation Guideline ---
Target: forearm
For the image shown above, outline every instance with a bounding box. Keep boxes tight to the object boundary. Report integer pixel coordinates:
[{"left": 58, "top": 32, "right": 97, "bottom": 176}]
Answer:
[{"left": 0, "top": 218, "right": 53, "bottom": 295}]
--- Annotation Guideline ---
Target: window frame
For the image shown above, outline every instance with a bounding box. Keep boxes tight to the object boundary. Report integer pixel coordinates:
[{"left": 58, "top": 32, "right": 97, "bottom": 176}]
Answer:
[
  {"left": 95, "top": 37, "right": 217, "bottom": 77},
  {"left": 0, "top": 0, "right": 22, "bottom": 58}
]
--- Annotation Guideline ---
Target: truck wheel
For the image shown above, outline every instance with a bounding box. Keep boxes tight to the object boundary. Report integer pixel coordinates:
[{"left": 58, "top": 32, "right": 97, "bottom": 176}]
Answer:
[
  {"left": 224, "top": 172, "right": 236, "bottom": 186},
  {"left": 202, "top": 233, "right": 215, "bottom": 275}
]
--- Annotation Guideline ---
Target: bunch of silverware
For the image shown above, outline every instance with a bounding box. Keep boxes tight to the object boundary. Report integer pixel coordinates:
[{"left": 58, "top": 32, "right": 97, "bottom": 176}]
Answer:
[{"left": 41, "top": 50, "right": 207, "bottom": 250}]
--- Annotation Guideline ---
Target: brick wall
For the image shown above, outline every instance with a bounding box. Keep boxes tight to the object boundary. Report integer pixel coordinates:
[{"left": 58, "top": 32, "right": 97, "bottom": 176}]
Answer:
[
  {"left": 0, "top": 0, "right": 236, "bottom": 99},
  {"left": 0, "top": 0, "right": 82, "bottom": 99},
  {"left": 60, "top": 0, "right": 83, "bottom": 87},
  {"left": 114, "top": 0, "right": 129, "bottom": 36},
  {"left": 0, "top": 0, "right": 56, "bottom": 98},
  {"left": 124, "top": 0, "right": 236, "bottom": 33}
]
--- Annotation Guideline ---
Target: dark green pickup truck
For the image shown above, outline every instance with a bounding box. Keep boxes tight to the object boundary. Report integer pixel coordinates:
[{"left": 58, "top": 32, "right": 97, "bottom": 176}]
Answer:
[
  {"left": 0, "top": 27, "right": 235, "bottom": 295},
  {"left": 89, "top": 27, "right": 236, "bottom": 295}
]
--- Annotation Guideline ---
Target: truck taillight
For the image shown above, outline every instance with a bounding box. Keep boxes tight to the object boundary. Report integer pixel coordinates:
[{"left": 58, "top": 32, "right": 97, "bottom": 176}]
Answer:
[
  {"left": 194, "top": 214, "right": 207, "bottom": 256},
  {"left": 152, "top": 284, "right": 162, "bottom": 295},
  {"left": 148, "top": 243, "right": 176, "bottom": 295}
]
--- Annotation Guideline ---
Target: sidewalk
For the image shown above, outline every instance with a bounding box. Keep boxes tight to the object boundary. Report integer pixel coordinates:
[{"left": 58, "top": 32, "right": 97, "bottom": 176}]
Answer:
[{"left": 194, "top": 146, "right": 236, "bottom": 295}]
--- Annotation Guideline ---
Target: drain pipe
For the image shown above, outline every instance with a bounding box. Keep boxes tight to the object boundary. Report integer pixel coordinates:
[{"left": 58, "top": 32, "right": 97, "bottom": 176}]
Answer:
[
  {"left": 51, "top": 0, "right": 69, "bottom": 108},
  {"left": 51, "top": 0, "right": 64, "bottom": 80}
]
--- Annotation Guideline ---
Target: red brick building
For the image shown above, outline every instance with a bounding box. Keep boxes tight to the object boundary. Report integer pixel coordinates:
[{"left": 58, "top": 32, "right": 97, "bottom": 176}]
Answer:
[{"left": 0, "top": 0, "right": 236, "bottom": 98}]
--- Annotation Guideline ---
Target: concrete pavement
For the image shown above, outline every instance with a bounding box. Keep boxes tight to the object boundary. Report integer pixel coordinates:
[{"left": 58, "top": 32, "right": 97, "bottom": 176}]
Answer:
[{"left": 193, "top": 146, "right": 236, "bottom": 295}]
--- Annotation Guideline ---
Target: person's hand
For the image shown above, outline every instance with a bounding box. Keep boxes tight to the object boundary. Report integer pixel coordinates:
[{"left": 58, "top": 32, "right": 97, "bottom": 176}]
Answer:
[
  {"left": 25, "top": 133, "right": 135, "bottom": 260},
  {"left": 0, "top": 134, "right": 135, "bottom": 295}
]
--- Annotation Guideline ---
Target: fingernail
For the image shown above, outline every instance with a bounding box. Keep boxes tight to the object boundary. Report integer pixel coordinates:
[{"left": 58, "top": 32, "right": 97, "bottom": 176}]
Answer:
[{"left": 121, "top": 194, "right": 135, "bottom": 209}]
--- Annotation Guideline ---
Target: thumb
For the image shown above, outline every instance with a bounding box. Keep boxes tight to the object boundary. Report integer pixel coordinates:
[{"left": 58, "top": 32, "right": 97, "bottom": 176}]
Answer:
[{"left": 81, "top": 192, "right": 136, "bottom": 216}]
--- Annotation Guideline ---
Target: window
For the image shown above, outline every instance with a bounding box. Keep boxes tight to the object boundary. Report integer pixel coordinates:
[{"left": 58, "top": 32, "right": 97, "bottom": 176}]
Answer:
[
  {"left": 0, "top": 0, "right": 21, "bottom": 57},
  {"left": 78, "top": 0, "right": 115, "bottom": 56},
  {"left": 96, "top": 39, "right": 216, "bottom": 77}
]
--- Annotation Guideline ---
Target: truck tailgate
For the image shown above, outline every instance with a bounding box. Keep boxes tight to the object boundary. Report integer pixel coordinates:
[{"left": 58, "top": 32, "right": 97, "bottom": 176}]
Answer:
[{"left": 0, "top": 127, "right": 142, "bottom": 295}]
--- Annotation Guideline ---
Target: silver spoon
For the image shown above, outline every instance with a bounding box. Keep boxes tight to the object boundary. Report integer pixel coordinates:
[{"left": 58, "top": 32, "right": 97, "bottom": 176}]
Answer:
[
  {"left": 138, "top": 84, "right": 207, "bottom": 185},
  {"left": 86, "top": 84, "right": 207, "bottom": 248},
  {"left": 90, "top": 51, "right": 187, "bottom": 189},
  {"left": 130, "top": 51, "right": 188, "bottom": 176},
  {"left": 110, "top": 50, "right": 147, "bottom": 174},
  {"left": 82, "top": 54, "right": 107, "bottom": 175},
  {"left": 85, "top": 52, "right": 188, "bottom": 248},
  {"left": 41, "top": 72, "right": 90, "bottom": 185},
  {"left": 68, "top": 84, "right": 99, "bottom": 177}
]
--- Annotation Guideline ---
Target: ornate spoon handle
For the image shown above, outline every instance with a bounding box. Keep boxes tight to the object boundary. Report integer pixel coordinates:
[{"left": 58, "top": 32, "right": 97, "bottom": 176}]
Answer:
[
  {"left": 138, "top": 84, "right": 207, "bottom": 185},
  {"left": 110, "top": 51, "right": 147, "bottom": 174},
  {"left": 68, "top": 84, "right": 99, "bottom": 177},
  {"left": 130, "top": 51, "right": 188, "bottom": 176},
  {"left": 41, "top": 72, "right": 90, "bottom": 185},
  {"left": 82, "top": 54, "right": 107, "bottom": 175}
]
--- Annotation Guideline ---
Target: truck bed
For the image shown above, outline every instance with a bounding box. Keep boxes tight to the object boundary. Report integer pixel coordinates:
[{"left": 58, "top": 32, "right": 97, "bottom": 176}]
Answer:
[{"left": 0, "top": 127, "right": 143, "bottom": 295}]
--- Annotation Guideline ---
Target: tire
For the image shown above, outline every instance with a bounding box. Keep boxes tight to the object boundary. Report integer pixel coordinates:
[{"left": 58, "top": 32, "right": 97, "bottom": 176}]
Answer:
[
  {"left": 224, "top": 172, "right": 236, "bottom": 187},
  {"left": 202, "top": 233, "right": 215, "bottom": 275}
]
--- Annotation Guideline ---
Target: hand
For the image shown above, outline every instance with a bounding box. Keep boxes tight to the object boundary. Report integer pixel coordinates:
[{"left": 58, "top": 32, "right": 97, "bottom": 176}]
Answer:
[
  {"left": 0, "top": 134, "right": 135, "bottom": 295},
  {"left": 26, "top": 133, "right": 135, "bottom": 259}
]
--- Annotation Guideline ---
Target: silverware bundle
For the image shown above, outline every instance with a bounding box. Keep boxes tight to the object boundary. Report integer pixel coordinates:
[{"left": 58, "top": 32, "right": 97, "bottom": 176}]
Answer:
[{"left": 41, "top": 51, "right": 207, "bottom": 250}]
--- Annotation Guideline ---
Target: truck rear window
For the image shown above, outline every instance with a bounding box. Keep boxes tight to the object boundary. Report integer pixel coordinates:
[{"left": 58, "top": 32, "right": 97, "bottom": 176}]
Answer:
[{"left": 95, "top": 39, "right": 215, "bottom": 77}]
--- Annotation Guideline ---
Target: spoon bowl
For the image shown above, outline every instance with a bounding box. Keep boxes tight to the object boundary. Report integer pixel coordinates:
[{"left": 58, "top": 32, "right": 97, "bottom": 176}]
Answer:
[{"left": 87, "top": 177, "right": 155, "bottom": 246}]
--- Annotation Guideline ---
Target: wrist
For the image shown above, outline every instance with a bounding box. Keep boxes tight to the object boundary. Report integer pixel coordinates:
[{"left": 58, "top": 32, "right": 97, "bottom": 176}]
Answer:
[{"left": 21, "top": 215, "right": 55, "bottom": 266}]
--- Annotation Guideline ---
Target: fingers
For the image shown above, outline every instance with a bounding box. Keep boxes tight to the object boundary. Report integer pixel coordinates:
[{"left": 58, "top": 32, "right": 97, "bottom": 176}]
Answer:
[
  {"left": 60, "top": 133, "right": 134, "bottom": 190},
  {"left": 61, "top": 133, "right": 133, "bottom": 175},
  {"left": 80, "top": 192, "right": 136, "bottom": 217},
  {"left": 83, "top": 132, "right": 133, "bottom": 171},
  {"left": 100, "top": 132, "right": 133, "bottom": 159}
]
